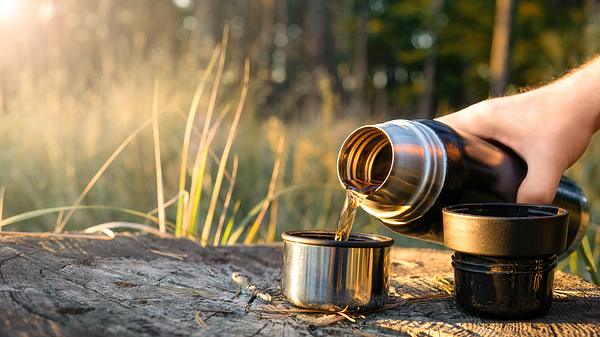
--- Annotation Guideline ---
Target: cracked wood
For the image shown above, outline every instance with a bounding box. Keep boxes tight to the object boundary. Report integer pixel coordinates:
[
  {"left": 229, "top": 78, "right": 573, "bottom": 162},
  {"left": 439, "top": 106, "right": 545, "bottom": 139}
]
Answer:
[{"left": 0, "top": 234, "right": 598, "bottom": 337}]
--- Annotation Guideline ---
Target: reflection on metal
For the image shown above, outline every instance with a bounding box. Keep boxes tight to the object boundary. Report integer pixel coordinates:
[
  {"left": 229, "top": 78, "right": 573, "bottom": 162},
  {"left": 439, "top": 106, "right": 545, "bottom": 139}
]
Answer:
[
  {"left": 452, "top": 253, "right": 556, "bottom": 318},
  {"left": 281, "top": 231, "right": 393, "bottom": 312},
  {"left": 337, "top": 120, "right": 446, "bottom": 225},
  {"left": 337, "top": 119, "right": 590, "bottom": 259}
]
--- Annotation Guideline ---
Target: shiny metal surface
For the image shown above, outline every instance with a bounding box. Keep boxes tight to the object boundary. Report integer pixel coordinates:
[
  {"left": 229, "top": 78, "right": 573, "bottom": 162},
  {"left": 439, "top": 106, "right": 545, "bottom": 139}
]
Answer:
[
  {"left": 337, "top": 119, "right": 590, "bottom": 259},
  {"left": 443, "top": 203, "right": 569, "bottom": 257},
  {"left": 554, "top": 177, "right": 590, "bottom": 259},
  {"left": 452, "top": 253, "right": 557, "bottom": 318},
  {"left": 281, "top": 231, "right": 393, "bottom": 312},
  {"left": 337, "top": 120, "right": 446, "bottom": 225}
]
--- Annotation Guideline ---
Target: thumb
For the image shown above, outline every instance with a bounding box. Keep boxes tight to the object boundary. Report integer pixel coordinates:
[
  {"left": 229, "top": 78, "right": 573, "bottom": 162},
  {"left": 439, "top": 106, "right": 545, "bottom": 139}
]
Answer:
[{"left": 516, "top": 160, "right": 562, "bottom": 204}]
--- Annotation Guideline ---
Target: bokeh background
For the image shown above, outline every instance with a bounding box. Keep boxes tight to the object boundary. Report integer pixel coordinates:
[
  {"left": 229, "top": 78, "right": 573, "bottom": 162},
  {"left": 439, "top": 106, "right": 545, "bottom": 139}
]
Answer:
[{"left": 0, "top": 0, "right": 599, "bottom": 280}]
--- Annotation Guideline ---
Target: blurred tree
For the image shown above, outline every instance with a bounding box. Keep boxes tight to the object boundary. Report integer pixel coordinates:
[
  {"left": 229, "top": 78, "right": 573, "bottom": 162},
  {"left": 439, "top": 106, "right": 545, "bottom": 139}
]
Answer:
[
  {"left": 490, "top": 0, "right": 516, "bottom": 97},
  {"left": 5, "top": 0, "right": 590, "bottom": 120},
  {"left": 418, "top": 0, "right": 445, "bottom": 118},
  {"left": 302, "top": 0, "right": 338, "bottom": 120},
  {"left": 349, "top": 0, "right": 369, "bottom": 116},
  {"left": 584, "top": 0, "right": 600, "bottom": 55}
]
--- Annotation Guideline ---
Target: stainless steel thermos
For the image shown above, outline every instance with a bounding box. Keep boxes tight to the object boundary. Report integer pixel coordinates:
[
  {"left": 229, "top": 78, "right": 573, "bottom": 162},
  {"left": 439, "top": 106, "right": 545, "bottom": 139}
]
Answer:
[{"left": 337, "top": 119, "right": 590, "bottom": 258}]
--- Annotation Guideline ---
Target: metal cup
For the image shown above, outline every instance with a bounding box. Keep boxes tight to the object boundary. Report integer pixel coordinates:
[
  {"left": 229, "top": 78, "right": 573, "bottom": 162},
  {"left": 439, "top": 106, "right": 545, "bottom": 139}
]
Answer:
[{"left": 281, "top": 230, "right": 393, "bottom": 312}]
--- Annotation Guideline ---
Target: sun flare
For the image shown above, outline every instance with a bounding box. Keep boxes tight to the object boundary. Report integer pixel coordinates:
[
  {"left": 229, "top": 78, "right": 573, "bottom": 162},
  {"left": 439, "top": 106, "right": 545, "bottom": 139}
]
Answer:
[{"left": 0, "top": 0, "right": 20, "bottom": 20}]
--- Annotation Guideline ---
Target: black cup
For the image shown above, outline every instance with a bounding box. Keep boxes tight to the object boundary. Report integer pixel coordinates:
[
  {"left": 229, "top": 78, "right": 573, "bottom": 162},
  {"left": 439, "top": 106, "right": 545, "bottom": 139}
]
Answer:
[{"left": 443, "top": 203, "right": 569, "bottom": 318}]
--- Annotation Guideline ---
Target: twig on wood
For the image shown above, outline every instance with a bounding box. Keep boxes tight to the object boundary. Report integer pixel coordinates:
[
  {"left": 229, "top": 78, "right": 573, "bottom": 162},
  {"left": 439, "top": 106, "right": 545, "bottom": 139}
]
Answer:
[
  {"left": 255, "top": 291, "right": 452, "bottom": 326},
  {"left": 407, "top": 293, "right": 452, "bottom": 302},
  {"left": 114, "top": 281, "right": 138, "bottom": 288},
  {"left": 84, "top": 222, "right": 173, "bottom": 238},
  {"left": 393, "top": 260, "right": 421, "bottom": 268},
  {"left": 0, "top": 231, "right": 112, "bottom": 240},
  {"left": 148, "top": 249, "right": 187, "bottom": 260},
  {"left": 195, "top": 311, "right": 210, "bottom": 331},
  {"left": 233, "top": 286, "right": 242, "bottom": 298},
  {"left": 101, "top": 228, "right": 116, "bottom": 239},
  {"left": 255, "top": 304, "right": 357, "bottom": 324},
  {"left": 430, "top": 275, "right": 454, "bottom": 295},
  {"left": 335, "top": 307, "right": 356, "bottom": 322},
  {"left": 162, "top": 285, "right": 218, "bottom": 298},
  {"left": 245, "top": 293, "right": 257, "bottom": 312},
  {"left": 357, "top": 301, "right": 405, "bottom": 315},
  {"left": 257, "top": 304, "right": 331, "bottom": 314},
  {"left": 554, "top": 289, "right": 582, "bottom": 296},
  {"left": 554, "top": 289, "right": 583, "bottom": 300},
  {"left": 259, "top": 312, "right": 294, "bottom": 319},
  {"left": 231, "top": 272, "right": 272, "bottom": 302},
  {"left": 311, "top": 314, "right": 346, "bottom": 326},
  {"left": 197, "top": 309, "right": 236, "bottom": 315}
]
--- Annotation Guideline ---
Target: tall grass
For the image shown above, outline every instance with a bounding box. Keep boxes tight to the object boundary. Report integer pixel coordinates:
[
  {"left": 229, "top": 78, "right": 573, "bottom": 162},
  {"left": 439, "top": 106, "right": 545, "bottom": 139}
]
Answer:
[
  {"left": 0, "top": 186, "right": 4, "bottom": 230},
  {"left": 174, "top": 47, "right": 221, "bottom": 237},
  {"left": 0, "top": 14, "right": 598, "bottom": 283},
  {"left": 564, "top": 137, "right": 600, "bottom": 284},
  {"left": 151, "top": 80, "right": 166, "bottom": 233},
  {"left": 0, "top": 26, "right": 358, "bottom": 247}
]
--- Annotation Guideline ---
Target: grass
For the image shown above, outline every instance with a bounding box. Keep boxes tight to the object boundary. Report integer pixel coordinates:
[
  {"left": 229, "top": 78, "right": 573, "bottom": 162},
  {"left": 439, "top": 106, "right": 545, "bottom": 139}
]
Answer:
[
  {"left": 53, "top": 117, "right": 155, "bottom": 233},
  {"left": 562, "top": 135, "right": 600, "bottom": 284},
  {"left": 0, "top": 27, "right": 357, "bottom": 248},
  {"left": 152, "top": 80, "right": 166, "bottom": 233},
  {"left": 175, "top": 45, "right": 221, "bottom": 237},
  {"left": 0, "top": 25, "right": 598, "bottom": 284}
]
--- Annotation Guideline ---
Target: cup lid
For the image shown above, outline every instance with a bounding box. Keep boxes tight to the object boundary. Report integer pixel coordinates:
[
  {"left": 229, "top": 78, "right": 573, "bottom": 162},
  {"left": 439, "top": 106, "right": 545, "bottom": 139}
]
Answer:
[{"left": 442, "top": 203, "right": 569, "bottom": 257}]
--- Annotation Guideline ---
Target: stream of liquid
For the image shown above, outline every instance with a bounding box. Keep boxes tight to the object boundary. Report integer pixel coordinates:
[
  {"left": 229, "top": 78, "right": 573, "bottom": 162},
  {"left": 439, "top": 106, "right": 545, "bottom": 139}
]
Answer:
[{"left": 334, "top": 184, "right": 379, "bottom": 241}]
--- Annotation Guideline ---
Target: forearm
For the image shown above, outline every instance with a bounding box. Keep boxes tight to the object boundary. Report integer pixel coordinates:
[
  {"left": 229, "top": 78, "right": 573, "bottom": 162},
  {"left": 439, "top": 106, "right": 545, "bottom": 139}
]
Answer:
[
  {"left": 439, "top": 56, "right": 600, "bottom": 204},
  {"left": 548, "top": 56, "right": 600, "bottom": 133}
]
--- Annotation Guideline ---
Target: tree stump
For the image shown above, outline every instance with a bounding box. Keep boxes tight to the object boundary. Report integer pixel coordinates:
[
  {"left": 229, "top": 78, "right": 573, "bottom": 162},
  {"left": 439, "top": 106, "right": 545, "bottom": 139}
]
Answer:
[{"left": 0, "top": 233, "right": 598, "bottom": 336}]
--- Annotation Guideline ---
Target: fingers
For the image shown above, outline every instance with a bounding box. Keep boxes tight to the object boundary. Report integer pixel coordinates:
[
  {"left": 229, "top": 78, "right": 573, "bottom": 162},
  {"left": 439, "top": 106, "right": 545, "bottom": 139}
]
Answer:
[
  {"left": 436, "top": 100, "right": 499, "bottom": 140},
  {"left": 438, "top": 96, "right": 568, "bottom": 205},
  {"left": 516, "top": 160, "right": 562, "bottom": 204}
]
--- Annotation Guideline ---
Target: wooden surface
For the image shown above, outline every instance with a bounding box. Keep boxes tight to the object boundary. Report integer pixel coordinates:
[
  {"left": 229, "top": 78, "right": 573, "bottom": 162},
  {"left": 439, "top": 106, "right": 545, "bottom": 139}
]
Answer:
[{"left": 0, "top": 234, "right": 598, "bottom": 337}]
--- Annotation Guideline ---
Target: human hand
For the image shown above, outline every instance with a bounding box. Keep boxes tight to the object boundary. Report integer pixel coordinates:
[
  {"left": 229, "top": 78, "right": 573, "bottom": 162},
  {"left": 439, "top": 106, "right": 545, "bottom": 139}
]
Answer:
[{"left": 437, "top": 58, "right": 600, "bottom": 204}]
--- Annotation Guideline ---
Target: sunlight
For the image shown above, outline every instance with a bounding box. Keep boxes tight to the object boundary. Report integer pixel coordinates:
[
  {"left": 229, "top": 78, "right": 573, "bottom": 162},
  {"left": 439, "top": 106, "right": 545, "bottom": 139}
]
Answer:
[
  {"left": 38, "top": 1, "right": 55, "bottom": 21},
  {"left": 172, "top": 0, "right": 192, "bottom": 10},
  {"left": 0, "top": 0, "right": 20, "bottom": 20}
]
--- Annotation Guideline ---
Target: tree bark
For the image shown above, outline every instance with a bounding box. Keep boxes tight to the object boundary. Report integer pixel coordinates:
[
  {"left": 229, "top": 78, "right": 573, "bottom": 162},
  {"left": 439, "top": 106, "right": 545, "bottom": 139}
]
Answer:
[
  {"left": 305, "top": 0, "right": 335, "bottom": 75},
  {"left": 349, "top": 0, "right": 369, "bottom": 116},
  {"left": 304, "top": 0, "right": 337, "bottom": 120},
  {"left": 418, "top": 0, "right": 445, "bottom": 119},
  {"left": 489, "top": 0, "right": 516, "bottom": 97},
  {"left": 584, "top": 0, "right": 600, "bottom": 56}
]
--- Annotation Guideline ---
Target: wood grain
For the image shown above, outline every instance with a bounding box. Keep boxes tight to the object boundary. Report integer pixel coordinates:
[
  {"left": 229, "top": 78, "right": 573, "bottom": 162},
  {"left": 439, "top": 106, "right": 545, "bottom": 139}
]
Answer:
[{"left": 0, "top": 234, "right": 598, "bottom": 337}]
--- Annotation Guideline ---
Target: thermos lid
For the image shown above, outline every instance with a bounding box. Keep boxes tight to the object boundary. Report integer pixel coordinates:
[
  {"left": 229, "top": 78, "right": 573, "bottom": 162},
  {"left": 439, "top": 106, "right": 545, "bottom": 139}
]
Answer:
[{"left": 442, "top": 203, "right": 569, "bottom": 257}]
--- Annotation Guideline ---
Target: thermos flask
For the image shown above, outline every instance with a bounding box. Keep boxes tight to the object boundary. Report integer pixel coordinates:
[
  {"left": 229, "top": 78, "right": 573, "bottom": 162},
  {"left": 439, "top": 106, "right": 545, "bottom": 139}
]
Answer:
[{"left": 337, "top": 119, "right": 589, "bottom": 258}]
